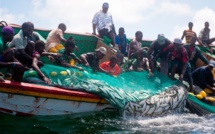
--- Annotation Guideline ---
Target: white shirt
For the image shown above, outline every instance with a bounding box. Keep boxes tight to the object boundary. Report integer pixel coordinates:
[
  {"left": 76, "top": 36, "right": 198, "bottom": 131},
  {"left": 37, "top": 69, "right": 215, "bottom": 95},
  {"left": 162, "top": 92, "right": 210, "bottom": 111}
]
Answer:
[
  {"left": 198, "top": 28, "right": 210, "bottom": 40},
  {"left": 92, "top": 10, "right": 114, "bottom": 31},
  {"left": 8, "top": 30, "right": 27, "bottom": 49}
]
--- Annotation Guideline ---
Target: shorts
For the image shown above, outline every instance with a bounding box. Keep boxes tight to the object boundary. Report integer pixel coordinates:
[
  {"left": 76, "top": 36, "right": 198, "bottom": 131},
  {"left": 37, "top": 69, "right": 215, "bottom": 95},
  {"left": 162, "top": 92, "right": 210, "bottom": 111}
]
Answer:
[
  {"left": 98, "top": 28, "right": 109, "bottom": 38},
  {"left": 48, "top": 44, "right": 64, "bottom": 53},
  {"left": 202, "top": 39, "right": 211, "bottom": 45}
]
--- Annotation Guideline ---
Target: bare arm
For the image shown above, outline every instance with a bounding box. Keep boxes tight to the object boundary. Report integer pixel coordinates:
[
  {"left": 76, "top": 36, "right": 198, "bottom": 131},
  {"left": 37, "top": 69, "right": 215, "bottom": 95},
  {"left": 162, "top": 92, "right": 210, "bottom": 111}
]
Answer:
[
  {"left": 41, "top": 52, "right": 61, "bottom": 57},
  {"left": 179, "top": 63, "right": 187, "bottom": 82},
  {"left": 80, "top": 54, "right": 89, "bottom": 66},
  {"left": 181, "top": 30, "right": 185, "bottom": 41},
  {"left": 57, "top": 33, "right": 67, "bottom": 43},
  {"left": 32, "top": 56, "right": 51, "bottom": 84},
  {"left": 147, "top": 43, "right": 156, "bottom": 71},
  {"left": 93, "top": 24, "right": 97, "bottom": 34},
  {"left": 19, "top": 49, "right": 32, "bottom": 61},
  {"left": 60, "top": 60, "right": 83, "bottom": 71}
]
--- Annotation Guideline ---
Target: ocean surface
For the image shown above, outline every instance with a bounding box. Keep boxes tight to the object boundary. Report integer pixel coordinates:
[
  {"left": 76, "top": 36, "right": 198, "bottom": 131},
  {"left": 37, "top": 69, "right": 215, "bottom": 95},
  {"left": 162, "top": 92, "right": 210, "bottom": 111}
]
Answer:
[{"left": 1, "top": 111, "right": 215, "bottom": 134}]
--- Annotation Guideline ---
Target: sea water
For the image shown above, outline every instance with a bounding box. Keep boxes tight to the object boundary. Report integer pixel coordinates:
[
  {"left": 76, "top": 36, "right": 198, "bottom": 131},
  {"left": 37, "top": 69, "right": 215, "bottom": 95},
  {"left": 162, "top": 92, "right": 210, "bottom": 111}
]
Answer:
[{"left": 1, "top": 111, "right": 215, "bottom": 134}]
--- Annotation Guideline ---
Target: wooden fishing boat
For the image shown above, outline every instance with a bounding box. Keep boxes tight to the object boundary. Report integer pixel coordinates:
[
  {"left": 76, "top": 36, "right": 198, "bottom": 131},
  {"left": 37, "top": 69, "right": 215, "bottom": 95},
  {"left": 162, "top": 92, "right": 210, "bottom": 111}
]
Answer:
[
  {"left": 0, "top": 23, "right": 117, "bottom": 116},
  {"left": 0, "top": 23, "right": 188, "bottom": 117}
]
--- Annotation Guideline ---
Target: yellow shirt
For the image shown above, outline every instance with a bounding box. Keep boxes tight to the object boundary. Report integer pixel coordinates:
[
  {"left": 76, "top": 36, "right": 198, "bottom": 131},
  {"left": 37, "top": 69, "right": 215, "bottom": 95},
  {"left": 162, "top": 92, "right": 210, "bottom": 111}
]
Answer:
[
  {"left": 45, "top": 28, "right": 63, "bottom": 51},
  {"left": 184, "top": 30, "right": 196, "bottom": 43}
]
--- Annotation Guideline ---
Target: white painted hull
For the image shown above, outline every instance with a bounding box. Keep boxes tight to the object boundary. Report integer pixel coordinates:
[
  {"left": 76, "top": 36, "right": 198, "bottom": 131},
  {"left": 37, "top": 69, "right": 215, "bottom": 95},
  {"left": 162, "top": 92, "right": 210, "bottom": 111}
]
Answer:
[{"left": 0, "top": 92, "right": 115, "bottom": 116}]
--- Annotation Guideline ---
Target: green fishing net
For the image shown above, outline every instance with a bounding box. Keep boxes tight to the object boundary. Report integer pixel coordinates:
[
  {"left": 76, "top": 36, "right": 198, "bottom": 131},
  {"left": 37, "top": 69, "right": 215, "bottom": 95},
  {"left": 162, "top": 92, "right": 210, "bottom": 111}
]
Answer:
[{"left": 23, "top": 64, "right": 177, "bottom": 110}]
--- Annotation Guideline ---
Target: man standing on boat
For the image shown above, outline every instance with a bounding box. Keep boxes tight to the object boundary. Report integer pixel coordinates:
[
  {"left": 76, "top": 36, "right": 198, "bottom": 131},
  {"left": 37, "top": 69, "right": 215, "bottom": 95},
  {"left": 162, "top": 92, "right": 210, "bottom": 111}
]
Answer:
[
  {"left": 181, "top": 22, "right": 202, "bottom": 45},
  {"left": 184, "top": 36, "right": 208, "bottom": 71},
  {"left": 115, "top": 27, "right": 128, "bottom": 56},
  {"left": 198, "top": 22, "right": 215, "bottom": 47},
  {"left": 147, "top": 34, "right": 172, "bottom": 75},
  {"left": 92, "top": 2, "right": 116, "bottom": 48},
  {"left": 168, "top": 38, "right": 193, "bottom": 92}
]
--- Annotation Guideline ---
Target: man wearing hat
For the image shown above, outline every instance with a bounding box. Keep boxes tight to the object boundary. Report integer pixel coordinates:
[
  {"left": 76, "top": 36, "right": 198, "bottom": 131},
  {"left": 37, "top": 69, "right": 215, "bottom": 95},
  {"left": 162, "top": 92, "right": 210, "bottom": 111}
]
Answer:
[
  {"left": 80, "top": 47, "right": 107, "bottom": 71},
  {"left": 92, "top": 2, "right": 116, "bottom": 47},
  {"left": 147, "top": 34, "right": 172, "bottom": 75},
  {"left": 168, "top": 38, "right": 193, "bottom": 92},
  {"left": 0, "top": 26, "right": 14, "bottom": 54}
]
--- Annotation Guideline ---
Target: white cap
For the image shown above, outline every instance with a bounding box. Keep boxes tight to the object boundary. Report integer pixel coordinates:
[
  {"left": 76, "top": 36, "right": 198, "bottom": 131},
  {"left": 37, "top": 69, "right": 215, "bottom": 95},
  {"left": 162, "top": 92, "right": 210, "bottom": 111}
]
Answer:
[
  {"left": 173, "top": 38, "right": 183, "bottom": 44},
  {"left": 157, "top": 34, "right": 165, "bottom": 45},
  {"left": 95, "top": 47, "right": 107, "bottom": 55}
]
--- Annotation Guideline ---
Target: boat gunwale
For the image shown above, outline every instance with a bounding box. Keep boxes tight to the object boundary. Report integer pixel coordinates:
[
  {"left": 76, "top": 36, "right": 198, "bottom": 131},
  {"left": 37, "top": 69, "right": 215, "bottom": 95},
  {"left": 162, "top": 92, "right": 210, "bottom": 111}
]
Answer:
[{"left": 0, "top": 80, "right": 108, "bottom": 103}]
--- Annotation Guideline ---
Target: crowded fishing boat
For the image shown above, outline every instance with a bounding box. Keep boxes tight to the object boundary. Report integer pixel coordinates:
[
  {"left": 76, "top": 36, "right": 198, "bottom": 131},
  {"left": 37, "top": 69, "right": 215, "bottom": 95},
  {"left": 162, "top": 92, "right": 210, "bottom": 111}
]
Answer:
[{"left": 1, "top": 2, "right": 215, "bottom": 117}]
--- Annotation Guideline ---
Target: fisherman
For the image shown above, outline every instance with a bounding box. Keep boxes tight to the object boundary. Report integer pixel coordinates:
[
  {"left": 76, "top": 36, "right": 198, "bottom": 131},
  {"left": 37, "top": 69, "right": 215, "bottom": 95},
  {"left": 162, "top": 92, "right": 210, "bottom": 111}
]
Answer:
[
  {"left": 198, "top": 21, "right": 215, "bottom": 47},
  {"left": 181, "top": 22, "right": 202, "bottom": 44},
  {"left": 168, "top": 38, "right": 193, "bottom": 92},
  {"left": 55, "top": 36, "right": 83, "bottom": 71},
  {"left": 99, "top": 56, "right": 120, "bottom": 76},
  {"left": 80, "top": 47, "right": 107, "bottom": 72},
  {"left": 27, "top": 40, "right": 61, "bottom": 85},
  {"left": 147, "top": 34, "right": 172, "bottom": 75},
  {"left": 27, "top": 21, "right": 40, "bottom": 42},
  {"left": 0, "top": 25, "right": 28, "bottom": 82},
  {"left": 0, "top": 26, "right": 14, "bottom": 53},
  {"left": 8, "top": 22, "right": 36, "bottom": 67},
  {"left": 192, "top": 64, "right": 215, "bottom": 95},
  {"left": 128, "top": 31, "right": 148, "bottom": 58},
  {"left": 116, "top": 52, "right": 130, "bottom": 72},
  {"left": 92, "top": 2, "right": 116, "bottom": 48},
  {"left": 128, "top": 49, "right": 153, "bottom": 76},
  {"left": 115, "top": 27, "right": 128, "bottom": 56},
  {"left": 184, "top": 36, "right": 208, "bottom": 71}
]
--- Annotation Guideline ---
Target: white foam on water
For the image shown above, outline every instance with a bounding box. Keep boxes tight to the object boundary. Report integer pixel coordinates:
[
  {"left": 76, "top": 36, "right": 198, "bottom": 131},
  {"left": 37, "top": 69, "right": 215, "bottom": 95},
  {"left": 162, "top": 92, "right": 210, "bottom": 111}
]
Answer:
[{"left": 125, "top": 113, "right": 215, "bottom": 133}]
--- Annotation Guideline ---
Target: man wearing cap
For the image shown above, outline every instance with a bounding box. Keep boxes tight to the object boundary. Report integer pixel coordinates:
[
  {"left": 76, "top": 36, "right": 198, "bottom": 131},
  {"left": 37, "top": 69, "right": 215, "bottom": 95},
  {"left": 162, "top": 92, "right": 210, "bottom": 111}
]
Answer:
[
  {"left": 147, "top": 34, "right": 172, "bottom": 75},
  {"left": 168, "top": 38, "right": 193, "bottom": 92},
  {"left": 92, "top": 2, "right": 116, "bottom": 47},
  {"left": 80, "top": 47, "right": 107, "bottom": 71},
  {"left": 192, "top": 64, "right": 215, "bottom": 94}
]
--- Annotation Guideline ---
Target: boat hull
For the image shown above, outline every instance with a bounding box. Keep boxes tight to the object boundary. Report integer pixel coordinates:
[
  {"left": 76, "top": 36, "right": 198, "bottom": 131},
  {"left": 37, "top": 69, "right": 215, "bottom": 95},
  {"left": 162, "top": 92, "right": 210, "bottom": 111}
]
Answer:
[{"left": 0, "top": 81, "right": 115, "bottom": 116}]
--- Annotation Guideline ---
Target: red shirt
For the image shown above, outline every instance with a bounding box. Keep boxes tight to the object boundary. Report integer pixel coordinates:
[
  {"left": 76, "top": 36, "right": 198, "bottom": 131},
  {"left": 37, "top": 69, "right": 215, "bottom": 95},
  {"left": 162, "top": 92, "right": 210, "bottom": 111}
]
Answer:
[
  {"left": 170, "top": 47, "right": 188, "bottom": 63},
  {"left": 99, "top": 61, "right": 121, "bottom": 76}
]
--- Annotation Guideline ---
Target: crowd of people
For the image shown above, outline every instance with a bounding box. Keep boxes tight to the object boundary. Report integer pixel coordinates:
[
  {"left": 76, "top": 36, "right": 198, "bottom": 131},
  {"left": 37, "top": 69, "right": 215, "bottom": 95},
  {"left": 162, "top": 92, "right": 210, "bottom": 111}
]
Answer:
[{"left": 0, "top": 2, "right": 215, "bottom": 98}]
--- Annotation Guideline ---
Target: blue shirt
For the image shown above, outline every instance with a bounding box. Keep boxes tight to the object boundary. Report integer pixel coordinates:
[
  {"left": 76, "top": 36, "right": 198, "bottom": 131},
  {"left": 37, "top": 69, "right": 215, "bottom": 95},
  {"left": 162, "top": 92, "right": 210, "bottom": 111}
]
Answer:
[
  {"left": 192, "top": 66, "right": 213, "bottom": 89},
  {"left": 115, "top": 34, "right": 127, "bottom": 55}
]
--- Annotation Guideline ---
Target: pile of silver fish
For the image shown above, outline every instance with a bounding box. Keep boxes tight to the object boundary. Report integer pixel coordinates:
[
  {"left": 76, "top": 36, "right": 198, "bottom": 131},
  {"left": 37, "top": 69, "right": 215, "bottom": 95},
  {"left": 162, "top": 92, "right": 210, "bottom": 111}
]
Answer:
[
  {"left": 123, "top": 85, "right": 187, "bottom": 118},
  {"left": 51, "top": 69, "right": 188, "bottom": 117}
]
